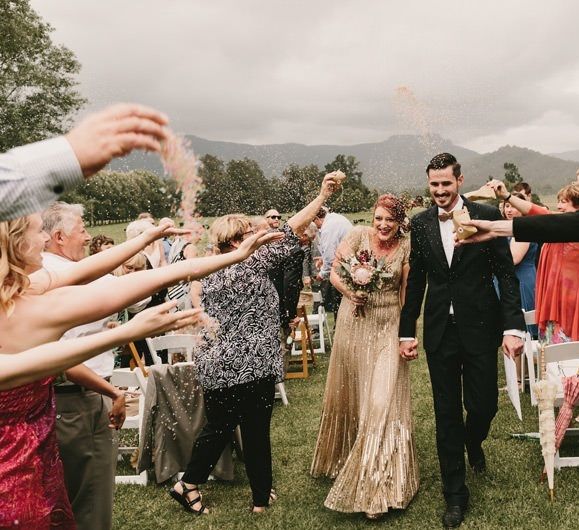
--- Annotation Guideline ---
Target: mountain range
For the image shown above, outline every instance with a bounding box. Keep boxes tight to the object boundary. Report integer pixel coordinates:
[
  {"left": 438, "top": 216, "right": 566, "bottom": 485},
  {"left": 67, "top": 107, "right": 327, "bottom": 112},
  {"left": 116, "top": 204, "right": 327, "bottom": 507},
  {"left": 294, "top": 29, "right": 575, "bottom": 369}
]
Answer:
[{"left": 109, "top": 134, "right": 579, "bottom": 193}]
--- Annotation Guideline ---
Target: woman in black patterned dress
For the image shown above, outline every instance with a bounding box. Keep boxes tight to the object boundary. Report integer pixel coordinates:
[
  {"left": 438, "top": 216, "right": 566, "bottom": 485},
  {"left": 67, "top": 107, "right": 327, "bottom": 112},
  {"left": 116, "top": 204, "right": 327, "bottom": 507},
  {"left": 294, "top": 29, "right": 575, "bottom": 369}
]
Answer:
[{"left": 170, "top": 173, "right": 341, "bottom": 515}]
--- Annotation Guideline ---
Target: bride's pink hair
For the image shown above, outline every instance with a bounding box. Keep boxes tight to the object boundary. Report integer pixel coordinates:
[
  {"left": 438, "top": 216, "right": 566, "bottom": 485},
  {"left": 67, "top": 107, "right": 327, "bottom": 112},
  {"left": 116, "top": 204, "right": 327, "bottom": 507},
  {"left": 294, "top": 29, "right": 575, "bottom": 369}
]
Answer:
[{"left": 372, "top": 194, "right": 409, "bottom": 237}]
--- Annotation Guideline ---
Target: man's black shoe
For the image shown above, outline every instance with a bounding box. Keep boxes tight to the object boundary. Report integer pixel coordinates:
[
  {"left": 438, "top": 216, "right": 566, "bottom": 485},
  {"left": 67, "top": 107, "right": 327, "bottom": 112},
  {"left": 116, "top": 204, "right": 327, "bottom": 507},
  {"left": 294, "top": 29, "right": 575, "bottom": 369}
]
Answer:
[
  {"left": 442, "top": 505, "right": 465, "bottom": 528},
  {"left": 468, "top": 446, "right": 486, "bottom": 474},
  {"left": 471, "top": 459, "right": 486, "bottom": 474}
]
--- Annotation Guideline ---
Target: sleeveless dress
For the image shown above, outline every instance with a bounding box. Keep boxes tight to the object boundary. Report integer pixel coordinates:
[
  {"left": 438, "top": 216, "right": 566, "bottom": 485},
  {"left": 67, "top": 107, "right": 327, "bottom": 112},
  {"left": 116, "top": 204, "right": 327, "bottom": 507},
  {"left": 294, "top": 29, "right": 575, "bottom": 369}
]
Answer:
[
  {"left": 310, "top": 227, "right": 419, "bottom": 514},
  {"left": 0, "top": 378, "right": 75, "bottom": 529}
]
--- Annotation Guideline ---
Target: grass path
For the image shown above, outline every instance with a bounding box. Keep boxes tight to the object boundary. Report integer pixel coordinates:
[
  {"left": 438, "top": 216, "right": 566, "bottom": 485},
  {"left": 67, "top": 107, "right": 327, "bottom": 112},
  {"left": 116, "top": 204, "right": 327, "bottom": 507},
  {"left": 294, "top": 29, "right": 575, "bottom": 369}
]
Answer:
[{"left": 113, "top": 345, "right": 579, "bottom": 530}]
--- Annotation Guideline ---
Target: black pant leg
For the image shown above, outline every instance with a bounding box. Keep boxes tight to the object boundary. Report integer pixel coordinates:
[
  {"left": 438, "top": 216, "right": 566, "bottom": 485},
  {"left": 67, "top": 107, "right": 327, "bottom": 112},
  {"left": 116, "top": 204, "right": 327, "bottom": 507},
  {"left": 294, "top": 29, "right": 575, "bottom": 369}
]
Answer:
[
  {"left": 462, "top": 346, "right": 498, "bottom": 464},
  {"left": 182, "top": 386, "right": 239, "bottom": 484},
  {"left": 426, "top": 320, "right": 469, "bottom": 508},
  {"left": 238, "top": 379, "right": 275, "bottom": 507}
]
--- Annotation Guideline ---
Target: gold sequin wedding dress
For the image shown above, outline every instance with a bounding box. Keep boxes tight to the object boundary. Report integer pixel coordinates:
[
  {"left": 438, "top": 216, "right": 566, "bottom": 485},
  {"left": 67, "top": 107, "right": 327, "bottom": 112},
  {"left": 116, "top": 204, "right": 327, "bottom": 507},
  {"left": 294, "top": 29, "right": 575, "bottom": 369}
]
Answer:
[{"left": 310, "top": 227, "right": 419, "bottom": 515}]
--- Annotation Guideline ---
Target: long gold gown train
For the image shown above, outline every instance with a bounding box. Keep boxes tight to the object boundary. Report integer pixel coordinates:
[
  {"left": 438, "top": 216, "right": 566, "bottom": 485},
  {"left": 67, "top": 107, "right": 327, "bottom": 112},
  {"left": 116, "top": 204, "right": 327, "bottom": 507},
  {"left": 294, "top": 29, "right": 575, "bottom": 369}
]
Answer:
[{"left": 310, "top": 228, "right": 419, "bottom": 514}]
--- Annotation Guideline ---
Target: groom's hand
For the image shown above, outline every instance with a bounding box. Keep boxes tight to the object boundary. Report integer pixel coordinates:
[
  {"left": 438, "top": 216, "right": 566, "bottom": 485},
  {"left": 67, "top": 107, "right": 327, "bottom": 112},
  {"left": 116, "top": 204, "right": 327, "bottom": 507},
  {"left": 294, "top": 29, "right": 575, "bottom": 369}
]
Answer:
[
  {"left": 502, "top": 335, "right": 523, "bottom": 359},
  {"left": 399, "top": 339, "right": 419, "bottom": 361}
]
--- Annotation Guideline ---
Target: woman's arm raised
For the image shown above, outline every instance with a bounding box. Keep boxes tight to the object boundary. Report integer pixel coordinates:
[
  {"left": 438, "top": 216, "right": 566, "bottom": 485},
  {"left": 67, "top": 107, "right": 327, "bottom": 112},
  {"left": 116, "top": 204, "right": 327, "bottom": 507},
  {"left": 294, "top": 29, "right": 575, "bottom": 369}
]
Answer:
[
  {"left": 287, "top": 172, "right": 341, "bottom": 235},
  {"left": 0, "top": 302, "right": 201, "bottom": 391}
]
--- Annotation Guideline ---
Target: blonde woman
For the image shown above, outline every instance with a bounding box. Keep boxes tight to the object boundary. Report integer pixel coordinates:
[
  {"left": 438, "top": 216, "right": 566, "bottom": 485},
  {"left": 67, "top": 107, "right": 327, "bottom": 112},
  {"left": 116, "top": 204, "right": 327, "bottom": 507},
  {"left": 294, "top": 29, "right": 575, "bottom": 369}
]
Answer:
[{"left": 0, "top": 213, "right": 279, "bottom": 529}]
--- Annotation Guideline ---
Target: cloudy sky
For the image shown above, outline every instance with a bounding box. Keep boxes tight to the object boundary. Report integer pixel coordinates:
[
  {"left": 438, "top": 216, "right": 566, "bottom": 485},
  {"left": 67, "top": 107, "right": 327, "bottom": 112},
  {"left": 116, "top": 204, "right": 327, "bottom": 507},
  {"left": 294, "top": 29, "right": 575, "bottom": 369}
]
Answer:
[{"left": 30, "top": 0, "right": 579, "bottom": 154}]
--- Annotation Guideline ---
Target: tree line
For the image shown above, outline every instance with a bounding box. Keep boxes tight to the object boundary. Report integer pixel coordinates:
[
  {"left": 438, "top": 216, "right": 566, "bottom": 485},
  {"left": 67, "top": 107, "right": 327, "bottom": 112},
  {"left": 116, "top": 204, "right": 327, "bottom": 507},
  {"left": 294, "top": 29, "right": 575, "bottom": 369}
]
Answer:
[{"left": 61, "top": 153, "right": 379, "bottom": 224}]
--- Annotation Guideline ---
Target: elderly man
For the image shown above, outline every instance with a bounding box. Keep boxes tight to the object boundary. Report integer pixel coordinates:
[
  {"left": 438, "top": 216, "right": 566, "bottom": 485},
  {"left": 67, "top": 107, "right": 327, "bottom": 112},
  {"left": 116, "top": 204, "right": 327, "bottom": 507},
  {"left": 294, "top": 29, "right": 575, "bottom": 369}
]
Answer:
[
  {"left": 264, "top": 209, "right": 282, "bottom": 229},
  {"left": 41, "top": 201, "right": 126, "bottom": 530},
  {"left": 0, "top": 103, "right": 168, "bottom": 221},
  {"left": 312, "top": 206, "right": 352, "bottom": 318}
]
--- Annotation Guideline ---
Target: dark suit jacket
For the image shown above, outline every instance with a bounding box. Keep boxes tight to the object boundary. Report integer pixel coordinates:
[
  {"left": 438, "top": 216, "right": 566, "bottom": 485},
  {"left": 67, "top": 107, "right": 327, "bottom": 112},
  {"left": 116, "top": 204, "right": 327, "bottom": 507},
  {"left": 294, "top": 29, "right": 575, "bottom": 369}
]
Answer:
[
  {"left": 514, "top": 211, "right": 579, "bottom": 243},
  {"left": 399, "top": 197, "right": 525, "bottom": 354}
]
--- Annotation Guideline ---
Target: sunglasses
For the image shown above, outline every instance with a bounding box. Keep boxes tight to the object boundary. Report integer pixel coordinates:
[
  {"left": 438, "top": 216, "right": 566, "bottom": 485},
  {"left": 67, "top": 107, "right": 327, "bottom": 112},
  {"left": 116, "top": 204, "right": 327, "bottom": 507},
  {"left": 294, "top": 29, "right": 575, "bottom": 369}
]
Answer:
[{"left": 267, "top": 215, "right": 282, "bottom": 220}]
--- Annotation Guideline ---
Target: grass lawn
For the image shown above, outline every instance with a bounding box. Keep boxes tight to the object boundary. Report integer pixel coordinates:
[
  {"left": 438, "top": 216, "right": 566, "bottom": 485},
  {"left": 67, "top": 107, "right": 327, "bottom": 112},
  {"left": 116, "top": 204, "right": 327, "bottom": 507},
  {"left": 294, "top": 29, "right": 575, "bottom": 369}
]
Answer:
[
  {"left": 99, "top": 202, "right": 576, "bottom": 529},
  {"left": 113, "top": 338, "right": 579, "bottom": 530}
]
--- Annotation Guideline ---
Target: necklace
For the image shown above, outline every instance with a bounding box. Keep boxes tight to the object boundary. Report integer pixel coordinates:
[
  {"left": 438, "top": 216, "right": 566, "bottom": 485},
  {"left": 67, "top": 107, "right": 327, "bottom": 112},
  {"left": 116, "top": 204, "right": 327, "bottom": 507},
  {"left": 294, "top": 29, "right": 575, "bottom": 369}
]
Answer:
[{"left": 371, "top": 232, "right": 399, "bottom": 259}]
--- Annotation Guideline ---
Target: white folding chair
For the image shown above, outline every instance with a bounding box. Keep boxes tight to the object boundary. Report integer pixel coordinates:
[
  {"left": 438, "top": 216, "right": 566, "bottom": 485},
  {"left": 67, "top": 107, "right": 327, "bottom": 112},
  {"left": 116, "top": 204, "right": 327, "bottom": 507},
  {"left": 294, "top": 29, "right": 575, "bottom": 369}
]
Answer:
[
  {"left": 110, "top": 367, "right": 148, "bottom": 485},
  {"left": 275, "top": 382, "right": 289, "bottom": 406},
  {"left": 146, "top": 334, "right": 196, "bottom": 365},
  {"left": 293, "top": 291, "right": 332, "bottom": 355},
  {"left": 523, "top": 310, "right": 539, "bottom": 404},
  {"left": 542, "top": 341, "right": 579, "bottom": 470}
]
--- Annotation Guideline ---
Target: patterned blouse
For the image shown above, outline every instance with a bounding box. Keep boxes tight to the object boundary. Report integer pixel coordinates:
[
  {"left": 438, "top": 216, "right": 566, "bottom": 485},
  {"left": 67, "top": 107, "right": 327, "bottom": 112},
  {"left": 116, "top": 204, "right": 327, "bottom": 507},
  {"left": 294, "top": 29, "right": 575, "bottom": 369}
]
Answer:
[{"left": 195, "top": 224, "right": 299, "bottom": 390}]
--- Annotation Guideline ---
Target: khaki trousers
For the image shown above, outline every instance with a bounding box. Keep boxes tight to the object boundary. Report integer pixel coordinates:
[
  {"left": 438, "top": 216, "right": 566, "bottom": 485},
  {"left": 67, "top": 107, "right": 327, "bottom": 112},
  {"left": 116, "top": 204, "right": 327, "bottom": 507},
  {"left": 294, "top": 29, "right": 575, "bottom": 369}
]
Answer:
[{"left": 56, "top": 390, "right": 117, "bottom": 530}]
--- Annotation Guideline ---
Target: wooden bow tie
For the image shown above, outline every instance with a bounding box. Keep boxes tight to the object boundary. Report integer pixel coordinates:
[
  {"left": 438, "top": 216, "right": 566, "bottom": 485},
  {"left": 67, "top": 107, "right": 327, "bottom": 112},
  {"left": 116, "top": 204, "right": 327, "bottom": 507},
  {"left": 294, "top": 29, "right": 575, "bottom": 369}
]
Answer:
[{"left": 438, "top": 211, "right": 454, "bottom": 222}]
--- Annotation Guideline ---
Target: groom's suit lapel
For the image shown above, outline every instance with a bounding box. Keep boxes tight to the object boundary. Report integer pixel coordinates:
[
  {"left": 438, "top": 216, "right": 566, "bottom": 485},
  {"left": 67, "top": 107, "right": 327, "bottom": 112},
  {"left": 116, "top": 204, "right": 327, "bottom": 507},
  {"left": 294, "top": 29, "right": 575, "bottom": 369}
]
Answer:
[
  {"left": 425, "top": 206, "right": 449, "bottom": 272},
  {"left": 450, "top": 196, "right": 475, "bottom": 269}
]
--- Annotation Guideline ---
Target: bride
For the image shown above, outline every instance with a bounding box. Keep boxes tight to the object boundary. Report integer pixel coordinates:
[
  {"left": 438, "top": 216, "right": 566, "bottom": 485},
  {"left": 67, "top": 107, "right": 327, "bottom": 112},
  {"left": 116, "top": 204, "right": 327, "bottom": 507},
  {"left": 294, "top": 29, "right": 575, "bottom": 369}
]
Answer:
[{"left": 311, "top": 194, "right": 419, "bottom": 518}]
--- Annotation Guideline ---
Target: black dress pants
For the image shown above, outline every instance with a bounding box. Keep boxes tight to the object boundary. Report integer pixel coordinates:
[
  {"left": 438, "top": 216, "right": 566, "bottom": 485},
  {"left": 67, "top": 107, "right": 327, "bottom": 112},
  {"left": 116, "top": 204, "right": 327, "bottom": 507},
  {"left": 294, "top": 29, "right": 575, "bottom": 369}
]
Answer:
[
  {"left": 182, "top": 378, "right": 275, "bottom": 507},
  {"left": 425, "top": 317, "right": 498, "bottom": 508}
]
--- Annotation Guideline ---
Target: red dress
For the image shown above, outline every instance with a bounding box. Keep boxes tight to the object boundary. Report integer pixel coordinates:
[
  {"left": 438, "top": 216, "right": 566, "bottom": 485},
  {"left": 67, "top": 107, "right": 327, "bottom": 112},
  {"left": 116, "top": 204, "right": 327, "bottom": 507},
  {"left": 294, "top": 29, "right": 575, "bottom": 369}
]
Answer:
[
  {"left": 529, "top": 204, "right": 579, "bottom": 342},
  {"left": 0, "top": 378, "right": 75, "bottom": 529}
]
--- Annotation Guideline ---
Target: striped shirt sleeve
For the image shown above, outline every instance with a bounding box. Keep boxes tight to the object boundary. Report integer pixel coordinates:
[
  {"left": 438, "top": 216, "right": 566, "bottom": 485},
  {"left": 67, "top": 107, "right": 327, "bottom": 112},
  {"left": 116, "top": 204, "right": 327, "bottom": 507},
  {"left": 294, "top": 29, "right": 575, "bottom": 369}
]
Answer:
[{"left": 0, "top": 136, "right": 83, "bottom": 221}]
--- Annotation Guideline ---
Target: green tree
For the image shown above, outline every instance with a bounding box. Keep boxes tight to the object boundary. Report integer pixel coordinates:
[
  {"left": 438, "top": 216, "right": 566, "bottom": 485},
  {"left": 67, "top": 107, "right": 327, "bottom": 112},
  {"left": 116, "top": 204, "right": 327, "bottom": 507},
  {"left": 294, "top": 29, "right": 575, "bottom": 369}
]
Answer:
[
  {"left": 503, "top": 162, "right": 522, "bottom": 191},
  {"left": 0, "top": 0, "right": 86, "bottom": 151}
]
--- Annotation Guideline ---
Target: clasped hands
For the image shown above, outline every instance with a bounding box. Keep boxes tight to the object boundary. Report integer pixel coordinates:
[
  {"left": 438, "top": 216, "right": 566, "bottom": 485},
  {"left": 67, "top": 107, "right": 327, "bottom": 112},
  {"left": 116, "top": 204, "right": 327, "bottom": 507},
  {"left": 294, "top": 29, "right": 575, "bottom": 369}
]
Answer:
[{"left": 399, "top": 339, "right": 419, "bottom": 361}]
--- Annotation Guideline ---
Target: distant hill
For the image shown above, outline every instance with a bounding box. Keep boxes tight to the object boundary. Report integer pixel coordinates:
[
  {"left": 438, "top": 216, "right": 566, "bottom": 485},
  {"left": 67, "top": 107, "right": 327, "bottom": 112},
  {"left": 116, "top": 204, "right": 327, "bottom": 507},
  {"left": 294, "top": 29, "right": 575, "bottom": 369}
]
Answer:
[
  {"left": 461, "top": 146, "right": 578, "bottom": 192},
  {"left": 549, "top": 150, "right": 579, "bottom": 163},
  {"left": 109, "top": 135, "right": 578, "bottom": 193}
]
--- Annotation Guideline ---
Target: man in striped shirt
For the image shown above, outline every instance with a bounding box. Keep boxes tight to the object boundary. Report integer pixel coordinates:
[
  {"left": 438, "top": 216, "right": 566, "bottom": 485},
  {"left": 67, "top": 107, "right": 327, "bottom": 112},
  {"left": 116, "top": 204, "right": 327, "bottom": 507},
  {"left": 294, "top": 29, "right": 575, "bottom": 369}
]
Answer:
[{"left": 0, "top": 103, "right": 168, "bottom": 221}]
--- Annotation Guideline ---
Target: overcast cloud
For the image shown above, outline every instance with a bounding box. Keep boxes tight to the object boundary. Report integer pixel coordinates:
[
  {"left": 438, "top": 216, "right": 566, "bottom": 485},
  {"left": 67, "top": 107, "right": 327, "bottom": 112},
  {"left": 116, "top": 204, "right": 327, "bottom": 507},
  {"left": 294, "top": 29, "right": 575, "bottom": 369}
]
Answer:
[{"left": 30, "top": 0, "right": 579, "bottom": 153}]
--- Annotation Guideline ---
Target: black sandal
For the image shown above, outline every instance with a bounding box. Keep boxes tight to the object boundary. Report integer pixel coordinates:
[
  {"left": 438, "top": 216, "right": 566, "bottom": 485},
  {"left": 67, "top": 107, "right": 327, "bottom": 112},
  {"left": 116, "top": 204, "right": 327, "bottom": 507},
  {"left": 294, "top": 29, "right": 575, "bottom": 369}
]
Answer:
[{"left": 169, "top": 480, "right": 209, "bottom": 515}]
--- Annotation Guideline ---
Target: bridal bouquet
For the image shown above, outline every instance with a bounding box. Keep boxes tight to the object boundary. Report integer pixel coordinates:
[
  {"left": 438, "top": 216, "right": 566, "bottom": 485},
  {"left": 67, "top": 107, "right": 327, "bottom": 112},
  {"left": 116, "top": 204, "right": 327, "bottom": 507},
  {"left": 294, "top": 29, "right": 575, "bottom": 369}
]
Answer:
[{"left": 336, "top": 249, "right": 393, "bottom": 317}]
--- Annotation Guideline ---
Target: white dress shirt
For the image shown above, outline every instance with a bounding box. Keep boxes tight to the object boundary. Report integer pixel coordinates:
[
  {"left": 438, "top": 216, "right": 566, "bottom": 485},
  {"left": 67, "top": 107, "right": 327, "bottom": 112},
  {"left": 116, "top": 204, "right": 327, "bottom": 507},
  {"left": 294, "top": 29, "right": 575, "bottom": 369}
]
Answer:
[
  {"left": 42, "top": 252, "right": 117, "bottom": 378},
  {"left": 317, "top": 213, "right": 353, "bottom": 279},
  {"left": 400, "top": 197, "right": 524, "bottom": 341},
  {"left": 0, "top": 137, "right": 83, "bottom": 221}
]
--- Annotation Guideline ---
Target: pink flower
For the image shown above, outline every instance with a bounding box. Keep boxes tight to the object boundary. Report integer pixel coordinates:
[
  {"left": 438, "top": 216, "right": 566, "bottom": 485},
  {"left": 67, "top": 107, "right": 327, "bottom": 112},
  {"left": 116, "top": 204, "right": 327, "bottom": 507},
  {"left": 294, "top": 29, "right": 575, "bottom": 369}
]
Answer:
[{"left": 351, "top": 264, "right": 374, "bottom": 286}]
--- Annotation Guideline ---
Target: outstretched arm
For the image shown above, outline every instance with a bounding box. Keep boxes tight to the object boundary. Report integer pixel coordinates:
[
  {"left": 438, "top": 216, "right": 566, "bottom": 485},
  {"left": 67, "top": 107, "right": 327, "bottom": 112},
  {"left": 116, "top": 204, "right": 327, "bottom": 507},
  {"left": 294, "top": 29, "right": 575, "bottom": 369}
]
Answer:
[
  {"left": 29, "top": 222, "right": 188, "bottom": 291},
  {"left": 38, "top": 230, "right": 284, "bottom": 337},
  {"left": 0, "top": 302, "right": 201, "bottom": 391}
]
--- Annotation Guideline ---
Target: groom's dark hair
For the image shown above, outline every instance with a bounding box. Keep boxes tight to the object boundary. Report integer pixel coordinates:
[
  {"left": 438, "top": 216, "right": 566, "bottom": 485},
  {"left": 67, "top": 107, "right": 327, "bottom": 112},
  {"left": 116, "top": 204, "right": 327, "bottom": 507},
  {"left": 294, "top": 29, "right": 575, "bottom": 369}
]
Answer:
[{"left": 426, "top": 153, "right": 461, "bottom": 179}]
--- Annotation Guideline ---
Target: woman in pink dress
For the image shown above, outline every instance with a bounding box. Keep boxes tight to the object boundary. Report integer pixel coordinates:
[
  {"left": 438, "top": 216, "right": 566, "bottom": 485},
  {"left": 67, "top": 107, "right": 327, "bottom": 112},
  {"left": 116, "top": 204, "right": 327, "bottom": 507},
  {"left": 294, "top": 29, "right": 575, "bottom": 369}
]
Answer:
[{"left": 0, "top": 215, "right": 278, "bottom": 528}]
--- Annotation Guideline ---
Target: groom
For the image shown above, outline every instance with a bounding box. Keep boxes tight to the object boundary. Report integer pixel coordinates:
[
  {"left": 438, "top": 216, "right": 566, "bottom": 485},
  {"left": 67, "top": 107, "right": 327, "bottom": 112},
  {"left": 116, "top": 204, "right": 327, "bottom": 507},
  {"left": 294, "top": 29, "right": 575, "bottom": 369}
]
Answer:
[{"left": 399, "top": 153, "right": 525, "bottom": 528}]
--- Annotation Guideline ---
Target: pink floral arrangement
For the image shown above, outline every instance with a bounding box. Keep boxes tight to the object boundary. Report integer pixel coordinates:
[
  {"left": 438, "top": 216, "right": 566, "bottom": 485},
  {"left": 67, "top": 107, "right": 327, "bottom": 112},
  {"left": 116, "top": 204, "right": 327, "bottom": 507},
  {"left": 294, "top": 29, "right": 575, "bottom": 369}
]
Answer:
[{"left": 336, "top": 249, "right": 393, "bottom": 316}]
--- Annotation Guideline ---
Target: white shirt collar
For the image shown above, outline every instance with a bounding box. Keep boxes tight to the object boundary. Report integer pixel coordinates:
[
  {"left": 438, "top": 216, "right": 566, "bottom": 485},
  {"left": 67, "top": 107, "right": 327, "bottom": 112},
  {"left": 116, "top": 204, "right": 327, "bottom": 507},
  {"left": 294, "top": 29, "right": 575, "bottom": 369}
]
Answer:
[{"left": 438, "top": 195, "right": 464, "bottom": 218}]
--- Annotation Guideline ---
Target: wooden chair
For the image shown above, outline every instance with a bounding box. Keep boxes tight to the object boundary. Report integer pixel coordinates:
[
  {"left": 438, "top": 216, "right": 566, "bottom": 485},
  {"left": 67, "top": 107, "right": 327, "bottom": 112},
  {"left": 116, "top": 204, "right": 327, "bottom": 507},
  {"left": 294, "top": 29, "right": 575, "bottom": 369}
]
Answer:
[{"left": 287, "top": 306, "right": 317, "bottom": 379}]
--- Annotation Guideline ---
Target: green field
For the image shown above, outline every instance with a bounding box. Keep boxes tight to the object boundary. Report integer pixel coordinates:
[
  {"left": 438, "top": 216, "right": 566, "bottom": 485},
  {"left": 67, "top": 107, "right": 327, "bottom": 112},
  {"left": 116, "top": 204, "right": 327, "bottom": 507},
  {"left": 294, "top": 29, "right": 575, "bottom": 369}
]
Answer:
[
  {"left": 112, "top": 340, "right": 579, "bottom": 530},
  {"left": 102, "top": 200, "right": 577, "bottom": 529}
]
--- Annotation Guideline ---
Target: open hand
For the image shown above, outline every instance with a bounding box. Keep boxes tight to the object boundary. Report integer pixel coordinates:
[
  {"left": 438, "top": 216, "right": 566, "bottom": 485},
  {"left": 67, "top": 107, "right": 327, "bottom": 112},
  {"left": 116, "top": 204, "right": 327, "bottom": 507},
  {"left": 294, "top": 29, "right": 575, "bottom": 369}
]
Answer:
[
  {"left": 237, "top": 230, "right": 285, "bottom": 258},
  {"left": 143, "top": 220, "right": 192, "bottom": 243},
  {"left": 126, "top": 301, "right": 204, "bottom": 339},
  {"left": 66, "top": 103, "right": 169, "bottom": 177}
]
